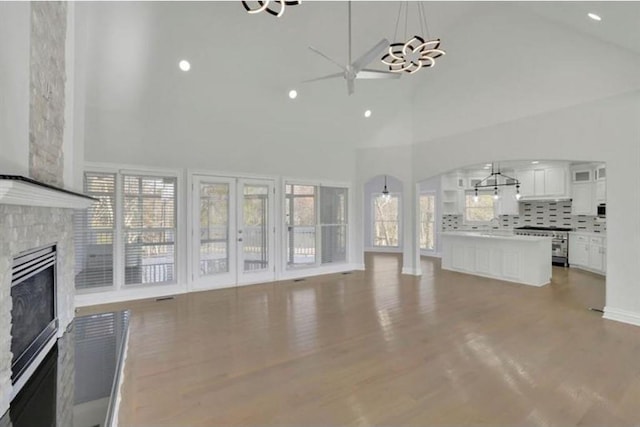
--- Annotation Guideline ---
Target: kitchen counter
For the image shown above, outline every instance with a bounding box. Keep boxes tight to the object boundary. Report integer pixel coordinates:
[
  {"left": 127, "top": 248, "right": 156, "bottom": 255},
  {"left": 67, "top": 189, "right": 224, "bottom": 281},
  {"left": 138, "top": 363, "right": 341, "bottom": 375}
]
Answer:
[
  {"left": 441, "top": 231, "right": 551, "bottom": 242},
  {"left": 441, "top": 232, "right": 552, "bottom": 286},
  {"left": 569, "top": 231, "right": 606, "bottom": 237}
]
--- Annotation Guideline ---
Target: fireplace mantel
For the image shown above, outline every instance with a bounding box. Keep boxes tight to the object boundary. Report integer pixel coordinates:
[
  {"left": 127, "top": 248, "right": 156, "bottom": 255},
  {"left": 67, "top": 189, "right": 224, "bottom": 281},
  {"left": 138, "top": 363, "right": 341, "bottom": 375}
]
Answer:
[{"left": 0, "top": 175, "right": 95, "bottom": 209}]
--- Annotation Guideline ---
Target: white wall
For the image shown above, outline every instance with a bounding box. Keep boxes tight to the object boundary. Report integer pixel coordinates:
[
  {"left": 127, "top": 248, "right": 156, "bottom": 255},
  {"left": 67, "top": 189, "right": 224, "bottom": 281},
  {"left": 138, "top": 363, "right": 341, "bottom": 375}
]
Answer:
[
  {"left": 0, "top": 2, "right": 30, "bottom": 176},
  {"left": 410, "top": 4, "right": 640, "bottom": 143},
  {"left": 363, "top": 175, "right": 403, "bottom": 251}
]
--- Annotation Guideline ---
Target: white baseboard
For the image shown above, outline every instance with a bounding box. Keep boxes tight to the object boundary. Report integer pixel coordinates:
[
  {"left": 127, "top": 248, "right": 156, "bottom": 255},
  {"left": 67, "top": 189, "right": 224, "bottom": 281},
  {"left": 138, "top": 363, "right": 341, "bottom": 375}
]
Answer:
[
  {"left": 401, "top": 267, "right": 422, "bottom": 276},
  {"left": 603, "top": 306, "right": 640, "bottom": 327},
  {"left": 351, "top": 263, "right": 366, "bottom": 271},
  {"left": 365, "top": 247, "right": 403, "bottom": 254}
]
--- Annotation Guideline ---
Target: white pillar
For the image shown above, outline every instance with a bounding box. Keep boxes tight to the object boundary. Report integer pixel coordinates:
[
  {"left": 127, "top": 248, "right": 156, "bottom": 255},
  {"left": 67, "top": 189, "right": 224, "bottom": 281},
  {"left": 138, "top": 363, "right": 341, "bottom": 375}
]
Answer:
[{"left": 401, "top": 179, "right": 422, "bottom": 276}]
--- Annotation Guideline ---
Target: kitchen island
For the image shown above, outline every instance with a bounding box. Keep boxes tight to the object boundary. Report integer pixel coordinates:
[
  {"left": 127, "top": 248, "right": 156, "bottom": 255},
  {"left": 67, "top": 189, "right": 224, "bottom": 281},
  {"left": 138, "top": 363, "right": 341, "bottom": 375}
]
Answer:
[{"left": 441, "top": 231, "right": 552, "bottom": 286}]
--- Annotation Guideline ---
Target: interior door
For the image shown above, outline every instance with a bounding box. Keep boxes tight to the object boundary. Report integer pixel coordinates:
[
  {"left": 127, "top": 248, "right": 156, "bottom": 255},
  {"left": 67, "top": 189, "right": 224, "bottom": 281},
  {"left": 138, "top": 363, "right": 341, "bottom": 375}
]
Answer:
[
  {"left": 192, "top": 176, "right": 274, "bottom": 290},
  {"left": 237, "top": 179, "right": 275, "bottom": 285}
]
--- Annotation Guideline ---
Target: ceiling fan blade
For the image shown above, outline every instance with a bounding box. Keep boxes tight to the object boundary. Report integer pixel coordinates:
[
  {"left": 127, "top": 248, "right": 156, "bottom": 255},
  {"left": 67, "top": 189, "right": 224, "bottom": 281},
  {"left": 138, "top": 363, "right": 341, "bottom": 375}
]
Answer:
[
  {"left": 308, "top": 46, "right": 347, "bottom": 72},
  {"left": 302, "top": 72, "right": 344, "bottom": 83},
  {"left": 351, "top": 38, "right": 390, "bottom": 73},
  {"left": 347, "top": 78, "right": 355, "bottom": 96},
  {"left": 357, "top": 69, "right": 401, "bottom": 80}
]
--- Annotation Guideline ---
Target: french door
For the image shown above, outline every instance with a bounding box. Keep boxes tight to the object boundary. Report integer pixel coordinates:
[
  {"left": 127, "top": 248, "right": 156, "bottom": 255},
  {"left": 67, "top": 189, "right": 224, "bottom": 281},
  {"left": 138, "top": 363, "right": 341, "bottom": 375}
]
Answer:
[{"left": 192, "top": 176, "right": 275, "bottom": 289}]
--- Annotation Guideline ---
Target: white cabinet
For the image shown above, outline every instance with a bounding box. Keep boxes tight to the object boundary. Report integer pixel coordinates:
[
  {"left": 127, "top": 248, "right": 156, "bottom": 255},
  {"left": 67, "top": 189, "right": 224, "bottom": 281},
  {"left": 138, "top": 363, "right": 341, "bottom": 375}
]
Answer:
[
  {"left": 441, "top": 174, "right": 464, "bottom": 215},
  {"left": 595, "top": 180, "right": 606, "bottom": 204},
  {"left": 572, "top": 169, "right": 592, "bottom": 183},
  {"left": 515, "top": 166, "right": 568, "bottom": 199},
  {"left": 571, "top": 183, "right": 595, "bottom": 215},
  {"left": 544, "top": 167, "right": 566, "bottom": 196},
  {"left": 569, "top": 232, "right": 606, "bottom": 275},
  {"left": 497, "top": 185, "right": 519, "bottom": 215},
  {"left": 518, "top": 170, "right": 534, "bottom": 197},
  {"left": 569, "top": 234, "right": 590, "bottom": 266},
  {"left": 570, "top": 163, "right": 606, "bottom": 211}
]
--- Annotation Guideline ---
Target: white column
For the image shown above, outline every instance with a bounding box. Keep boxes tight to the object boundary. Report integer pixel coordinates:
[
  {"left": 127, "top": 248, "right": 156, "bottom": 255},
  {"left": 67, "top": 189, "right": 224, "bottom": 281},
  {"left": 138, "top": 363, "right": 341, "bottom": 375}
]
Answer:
[{"left": 401, "top": 179, "right": 422, "bottom": 275}]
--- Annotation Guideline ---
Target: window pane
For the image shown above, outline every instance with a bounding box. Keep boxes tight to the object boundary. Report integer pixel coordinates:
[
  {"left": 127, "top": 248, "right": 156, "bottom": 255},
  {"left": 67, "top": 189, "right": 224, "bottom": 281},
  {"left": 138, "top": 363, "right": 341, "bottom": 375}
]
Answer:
[
  {"left": 420, "top": 195, "right": 435, "bottom": 250},
  {"left": 199, "top": 183, "right": 229, "bottom": 276},
  {"left": 124, "top": 175, "right": 177, "bottom": 285},
  {"left": 320, "top": 187, "right": 348, "bottom": 264},
  {"left": 321, "top": 225, "right": 347, "bottom": 263},
  {"left": 287, "top": 226, "right": 316, "bottom": 265},
  {"left": 243, "top": 184, "right": 269, "bottom": 272},
  {"left": 320, "top": 187, "right": 347, "bottom": 225},
  {"left": 74, "top": 172, "right": 116, "bottom": 290},
  {"left": 373, "top": 195, "right": 399, "bottom": 247},
  {"left": 465, "top": 193, "right": 496, "bottom": 222}
]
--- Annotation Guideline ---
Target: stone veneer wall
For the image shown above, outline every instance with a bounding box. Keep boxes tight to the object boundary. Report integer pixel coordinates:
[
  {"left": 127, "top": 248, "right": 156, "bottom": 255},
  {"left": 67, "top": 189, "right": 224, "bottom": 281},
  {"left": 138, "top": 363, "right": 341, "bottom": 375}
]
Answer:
[
  {"left": 29, "top": 1, "right": 67, "bottom": 187},
  {"left": 443, "top": 200, "right": 606, "bottom": 233},
  {"left": 0, "top": 206, "right": 75, "bottom": 415}
]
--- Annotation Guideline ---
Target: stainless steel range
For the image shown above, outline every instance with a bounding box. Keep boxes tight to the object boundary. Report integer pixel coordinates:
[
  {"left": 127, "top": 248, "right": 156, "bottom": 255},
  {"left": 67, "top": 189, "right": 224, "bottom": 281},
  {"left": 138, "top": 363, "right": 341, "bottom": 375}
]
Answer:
[{"left": 514, "top": 226, "right": 572, "bottom": 267}]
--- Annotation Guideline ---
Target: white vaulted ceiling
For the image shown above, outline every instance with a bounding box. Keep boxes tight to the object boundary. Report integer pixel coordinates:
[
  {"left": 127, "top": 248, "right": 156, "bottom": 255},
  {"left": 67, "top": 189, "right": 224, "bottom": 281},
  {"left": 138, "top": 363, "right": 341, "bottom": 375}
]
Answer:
[{"left": 80, "top": 1, "right": 640, "bottom": 166}]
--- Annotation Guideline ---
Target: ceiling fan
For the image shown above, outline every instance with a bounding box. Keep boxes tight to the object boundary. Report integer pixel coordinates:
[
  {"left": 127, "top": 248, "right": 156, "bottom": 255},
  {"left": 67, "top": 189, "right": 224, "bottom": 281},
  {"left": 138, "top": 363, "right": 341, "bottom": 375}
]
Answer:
[{"left": 304, "top": 1, "right": 400, "bottom": 96}]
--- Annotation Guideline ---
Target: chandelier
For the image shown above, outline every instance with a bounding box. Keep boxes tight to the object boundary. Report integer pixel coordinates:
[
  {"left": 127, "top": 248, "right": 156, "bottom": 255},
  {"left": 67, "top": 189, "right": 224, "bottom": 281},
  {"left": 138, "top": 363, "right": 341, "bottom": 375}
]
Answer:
[
  {"left": 241, "top": 1, "right": 301, "bottom": 18},
  {"left": 474, "top": 164, "right": 522, "bottom": 201},
  {"left": 381, "top": 2, "right": 445, "bottom": 74}
]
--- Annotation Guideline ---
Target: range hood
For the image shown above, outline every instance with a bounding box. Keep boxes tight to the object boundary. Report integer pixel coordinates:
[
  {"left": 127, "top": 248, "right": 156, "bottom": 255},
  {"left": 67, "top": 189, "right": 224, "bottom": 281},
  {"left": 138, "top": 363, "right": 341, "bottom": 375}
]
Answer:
[{"left": 0, "top": 175, "right": 95, "bottom": 209}]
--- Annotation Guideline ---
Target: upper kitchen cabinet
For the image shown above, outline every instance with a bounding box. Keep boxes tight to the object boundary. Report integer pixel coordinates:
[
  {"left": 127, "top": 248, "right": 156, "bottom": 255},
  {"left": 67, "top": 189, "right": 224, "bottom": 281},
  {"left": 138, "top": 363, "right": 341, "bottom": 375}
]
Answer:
[
  {"left": 515, "top": 165, "right": 569, "bottom": 200},
  {"left": 441, "top": 173, "right": 464, "bottom": 215}
]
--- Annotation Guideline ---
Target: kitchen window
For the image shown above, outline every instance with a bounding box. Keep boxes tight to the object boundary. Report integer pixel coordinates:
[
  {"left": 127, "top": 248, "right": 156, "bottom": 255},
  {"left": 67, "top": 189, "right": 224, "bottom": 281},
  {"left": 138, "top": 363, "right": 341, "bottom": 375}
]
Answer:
[{"left": 464, "top": 192, "right": 497, "bottom": 223}]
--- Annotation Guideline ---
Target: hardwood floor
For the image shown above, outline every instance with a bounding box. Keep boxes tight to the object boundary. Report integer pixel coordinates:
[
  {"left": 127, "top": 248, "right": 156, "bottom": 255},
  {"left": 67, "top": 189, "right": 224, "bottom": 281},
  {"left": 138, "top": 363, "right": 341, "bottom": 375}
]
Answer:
[{"left": 79, "top": 254, "right": 640, "bottom": 426}]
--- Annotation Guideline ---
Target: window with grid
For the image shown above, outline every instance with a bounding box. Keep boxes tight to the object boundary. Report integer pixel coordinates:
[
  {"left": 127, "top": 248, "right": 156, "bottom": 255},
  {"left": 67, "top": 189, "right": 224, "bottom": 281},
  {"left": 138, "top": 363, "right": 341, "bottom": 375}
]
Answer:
[
  {"left": 373, "top": 194, "right": 400, "bottom": 247},
  {"left": 74, "top": 172, "right": 116, "bottom": 290},
  {"left": 123, "top": 174, "right": 177, "bottom": 285},
  {"left": 419, "top": 194, "right": 436, "bottom": 250},
  {"left": 464, "top": 192, "right": 497, "bottom": 223},
  {"left": 285, "top": 184, "right": 317, "bottom": 266},
  {"left": 320, "top": 187, "right": 348, "bottom": 264}
]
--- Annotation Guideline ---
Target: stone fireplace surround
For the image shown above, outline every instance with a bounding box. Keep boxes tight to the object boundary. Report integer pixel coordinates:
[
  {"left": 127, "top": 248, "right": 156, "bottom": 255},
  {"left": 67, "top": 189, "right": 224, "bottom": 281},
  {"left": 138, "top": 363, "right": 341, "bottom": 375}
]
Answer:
[{"left": 0, "top": 178, "right": 93, "bottom": 415}]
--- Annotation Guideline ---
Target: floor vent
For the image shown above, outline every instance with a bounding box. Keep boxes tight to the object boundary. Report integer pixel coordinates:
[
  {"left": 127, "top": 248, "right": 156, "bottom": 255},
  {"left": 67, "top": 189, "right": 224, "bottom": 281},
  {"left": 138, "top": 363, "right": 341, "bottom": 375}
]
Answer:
[
  {"left": 342, "top": 271, "right": 353, "bottom": 275},
  {"left": 293, "top": 278, "right": 305, "bottom": 282},
  {"left": 589, "top": 307, "right": 604, "bottom": 313},
  {"left": 155, "top": 296, "right": 175, "bottom": 302}
]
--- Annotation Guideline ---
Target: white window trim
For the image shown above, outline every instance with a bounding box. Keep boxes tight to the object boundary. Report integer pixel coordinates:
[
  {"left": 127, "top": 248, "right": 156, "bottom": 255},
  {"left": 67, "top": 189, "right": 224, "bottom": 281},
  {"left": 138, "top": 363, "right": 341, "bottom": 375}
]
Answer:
[
  {"left": 371, "top": 192, "right": 402, "bottom": 249},
  {"left": 77, "top": 163, "right": 185, "bottom": 295},
  {"left": 282, "top": 179, "right": 351, "bottom": 271}
]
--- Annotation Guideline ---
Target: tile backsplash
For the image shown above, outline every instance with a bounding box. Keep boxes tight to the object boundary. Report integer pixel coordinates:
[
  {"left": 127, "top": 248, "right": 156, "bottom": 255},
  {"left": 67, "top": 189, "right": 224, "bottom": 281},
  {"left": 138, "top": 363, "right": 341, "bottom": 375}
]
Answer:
[{"left": 442, "top": 200, "right": 606, "bottom": 233}]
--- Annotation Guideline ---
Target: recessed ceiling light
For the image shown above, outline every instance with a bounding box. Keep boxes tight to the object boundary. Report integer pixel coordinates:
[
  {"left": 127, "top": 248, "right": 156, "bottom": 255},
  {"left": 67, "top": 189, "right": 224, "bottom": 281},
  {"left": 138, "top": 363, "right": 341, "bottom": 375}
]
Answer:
[
  {"left": 364, "top": 110, "right": 372, "bottom": 118},
  {"left": 179, "top": 60, "right": 191, "bottom": 72},
  {"left": 483, "top": 166, "right": 490, "bottom": 170},
  {"left": 531, "top": 160, "right": 540, "bottom": 164},
  {"left": 485, "top": 163, "right": 491, "bottom": 167},
  {"left": 588, "top": 12, "right": 602, "bottom": 21},
  {"left": 288, "top": 89, "right": 298, "bottom": 99}
]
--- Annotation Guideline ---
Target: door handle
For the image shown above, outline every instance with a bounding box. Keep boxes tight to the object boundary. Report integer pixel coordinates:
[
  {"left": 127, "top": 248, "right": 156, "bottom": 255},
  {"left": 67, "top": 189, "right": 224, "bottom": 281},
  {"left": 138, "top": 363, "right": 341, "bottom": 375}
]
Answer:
[{"left": 238, "top": 238, "right": 243, "bottom": 242}]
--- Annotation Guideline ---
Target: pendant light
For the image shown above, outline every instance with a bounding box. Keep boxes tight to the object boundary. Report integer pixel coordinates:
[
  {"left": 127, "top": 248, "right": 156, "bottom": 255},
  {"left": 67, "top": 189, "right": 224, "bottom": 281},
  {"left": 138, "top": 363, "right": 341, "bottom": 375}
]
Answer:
[
  {"left": 381, "top": 1, "right": 446, "bottom": 74},
  {"left": 241, "top": 0, "right": 301, "bottom": 18},
  {"left": 381, "top": 175, "right": 391, "bottom": 202},
  {"left": 474, "top": 163, "right": 521, "bottom": 201}
]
